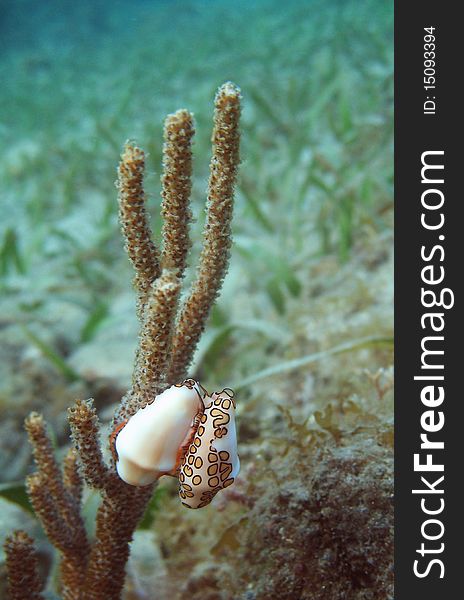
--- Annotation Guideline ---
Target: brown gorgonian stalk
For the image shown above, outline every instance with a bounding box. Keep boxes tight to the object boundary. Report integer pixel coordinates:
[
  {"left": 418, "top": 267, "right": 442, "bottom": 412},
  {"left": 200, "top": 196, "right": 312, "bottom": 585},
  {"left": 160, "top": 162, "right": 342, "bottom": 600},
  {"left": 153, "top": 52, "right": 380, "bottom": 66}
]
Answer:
[{"left": 3, "top": 82, "right": 241, "bottom": 600}]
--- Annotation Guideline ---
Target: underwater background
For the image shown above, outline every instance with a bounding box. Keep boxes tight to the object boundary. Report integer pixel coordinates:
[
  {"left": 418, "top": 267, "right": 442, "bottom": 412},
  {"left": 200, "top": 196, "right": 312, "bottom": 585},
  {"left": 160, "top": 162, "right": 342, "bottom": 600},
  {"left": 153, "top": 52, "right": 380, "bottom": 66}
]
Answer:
[{"left": 0, "top": 0, "right": 393, "bottom": 598}]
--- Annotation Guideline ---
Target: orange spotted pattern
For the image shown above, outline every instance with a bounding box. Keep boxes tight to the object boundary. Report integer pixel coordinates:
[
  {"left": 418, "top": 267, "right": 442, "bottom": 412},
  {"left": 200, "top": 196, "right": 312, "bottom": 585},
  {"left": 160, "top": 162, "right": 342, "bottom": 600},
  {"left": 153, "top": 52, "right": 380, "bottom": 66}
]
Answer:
[{"left": 178, "top": 389, "right": 238, "bottom": 509}]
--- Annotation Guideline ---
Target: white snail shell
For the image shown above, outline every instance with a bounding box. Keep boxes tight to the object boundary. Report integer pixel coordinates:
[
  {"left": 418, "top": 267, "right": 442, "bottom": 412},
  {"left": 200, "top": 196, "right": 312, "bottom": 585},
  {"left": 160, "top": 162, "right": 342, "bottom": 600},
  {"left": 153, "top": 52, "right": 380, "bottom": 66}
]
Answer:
[
  {"left": 115, "top": 381, "right": 204, "bottom": 486},
  {"left": 113, "top": 380, "right": 240, "bottom": 508}
]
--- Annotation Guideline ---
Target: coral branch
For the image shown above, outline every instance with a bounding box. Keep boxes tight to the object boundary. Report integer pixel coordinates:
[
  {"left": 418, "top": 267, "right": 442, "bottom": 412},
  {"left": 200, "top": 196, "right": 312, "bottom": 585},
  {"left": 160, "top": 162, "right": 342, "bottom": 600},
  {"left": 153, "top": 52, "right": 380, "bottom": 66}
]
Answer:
[
  {"left": 63, "top": 447, "right": 84, "bottom": 505},
  {"left": 25, "top": 412, "right": 64, "bottom": 493},
  {"left": 160, "top": 109, "right": 194, "bottom": 274},
  {"left": 26, "top": 470, "right": 89, "bottom": 599},
  {"left": 26, "top": 471, "right": 73, "bottom": 553},
  {"left": 3, "top": 531, "right": 44, "bottom": 600},
  {"left": 117, "top": 142, "right": 161, "bottom": 316},
  {"left": 25, "top": 413, "right": 87, "bottom": 541},
  {"left": 24, "top": 412, "right": 94, "bottom": 599},
  {"left": 68, "top": 399, "right": 110, "bottom": 489},
  {"left": 167, "top": 82, "right": 241, "bottom": 382},
  {"left": 83, "top": 486, "right": 153, "bottom": 600},
  {"left": 6, "top": 82, "right": 241, "bottom": 600},
  {"left": 127, "top": 268, "right": 182, "bottom": 415}
]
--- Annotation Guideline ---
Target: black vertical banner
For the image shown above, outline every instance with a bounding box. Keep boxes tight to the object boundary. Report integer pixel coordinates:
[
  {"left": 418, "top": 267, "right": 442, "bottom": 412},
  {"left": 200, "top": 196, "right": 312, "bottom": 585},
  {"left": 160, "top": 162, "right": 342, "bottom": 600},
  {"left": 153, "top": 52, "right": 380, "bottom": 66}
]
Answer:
[{"left": 395, "top": 2, "right": 461, "bottom": 598}]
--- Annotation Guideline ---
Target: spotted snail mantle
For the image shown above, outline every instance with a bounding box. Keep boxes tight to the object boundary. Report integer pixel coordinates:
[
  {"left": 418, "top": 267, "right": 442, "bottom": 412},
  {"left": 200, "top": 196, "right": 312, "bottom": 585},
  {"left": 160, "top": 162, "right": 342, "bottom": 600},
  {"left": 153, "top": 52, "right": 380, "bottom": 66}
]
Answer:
[{"left": 112, "top": 379, "right": 239, "bottom": 508}]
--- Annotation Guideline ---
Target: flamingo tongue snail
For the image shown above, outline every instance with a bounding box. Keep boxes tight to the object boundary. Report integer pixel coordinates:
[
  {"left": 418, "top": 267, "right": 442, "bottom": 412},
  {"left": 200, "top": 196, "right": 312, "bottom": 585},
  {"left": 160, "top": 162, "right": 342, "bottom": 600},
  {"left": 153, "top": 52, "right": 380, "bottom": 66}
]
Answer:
[{"left": 112, "top": 380, "right": 239, "bottom": 508}]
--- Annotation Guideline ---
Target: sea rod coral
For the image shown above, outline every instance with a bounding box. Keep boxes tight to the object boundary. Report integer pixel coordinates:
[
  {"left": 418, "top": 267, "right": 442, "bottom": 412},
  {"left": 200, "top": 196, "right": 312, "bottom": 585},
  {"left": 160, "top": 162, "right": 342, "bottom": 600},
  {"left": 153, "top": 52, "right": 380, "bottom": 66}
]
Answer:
[{"left": 3, "top": 81, "right": 241, "bottom": 600}]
